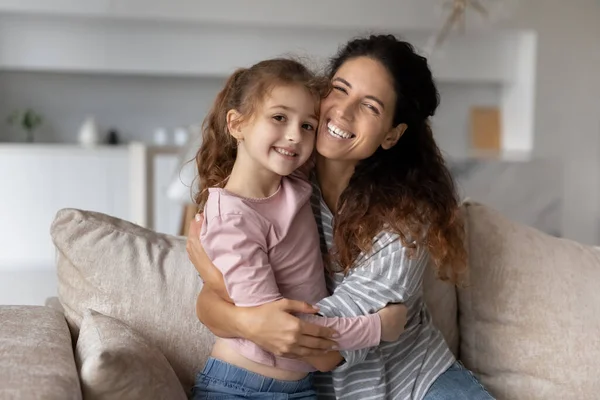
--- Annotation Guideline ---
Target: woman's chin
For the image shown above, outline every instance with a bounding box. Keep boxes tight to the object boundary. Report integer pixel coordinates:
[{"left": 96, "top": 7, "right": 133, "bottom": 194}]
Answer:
[
  {"left": 315, "top": 143, "right": 340, "bottom": 160},
  {"left": 316, "top": 133, "right": 346, "bottom": 160}
]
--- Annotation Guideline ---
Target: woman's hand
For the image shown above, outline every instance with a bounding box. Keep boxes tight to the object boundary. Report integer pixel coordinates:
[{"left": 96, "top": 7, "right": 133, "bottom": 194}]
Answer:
[
  {"left": 377, "top": 303, "right": 408, "bottom": 342},
  {"left": 238, "top": 299, "right": 339, "bottom": 358},
  {"left": 187, "top": 213, "right": 232, "bottom": 302},
  {"left": 189, "top": 213, "right": 338, "bottom": 357}
]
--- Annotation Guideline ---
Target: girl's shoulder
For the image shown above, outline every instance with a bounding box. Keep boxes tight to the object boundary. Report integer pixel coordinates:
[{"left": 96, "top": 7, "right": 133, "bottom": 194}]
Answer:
[{"left": 202, "top": 189, "right": 269, "bottom": 230}]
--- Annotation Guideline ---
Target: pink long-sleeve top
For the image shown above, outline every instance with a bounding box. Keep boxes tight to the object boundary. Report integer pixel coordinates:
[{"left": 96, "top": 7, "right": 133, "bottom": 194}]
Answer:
[{"left": 200, "top": 173, "right": 381, "bottom": 372}]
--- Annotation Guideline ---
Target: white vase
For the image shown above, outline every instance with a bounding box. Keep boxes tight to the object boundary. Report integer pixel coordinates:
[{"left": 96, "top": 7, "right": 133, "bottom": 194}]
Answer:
[{"left": 78, "top": 116, "right": 100, "bottom": 147}]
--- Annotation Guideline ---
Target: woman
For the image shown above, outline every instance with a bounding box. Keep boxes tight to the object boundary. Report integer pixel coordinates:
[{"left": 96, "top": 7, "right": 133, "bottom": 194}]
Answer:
[{"left": 188, "top": 35, "right": 494, "bottom": 399}]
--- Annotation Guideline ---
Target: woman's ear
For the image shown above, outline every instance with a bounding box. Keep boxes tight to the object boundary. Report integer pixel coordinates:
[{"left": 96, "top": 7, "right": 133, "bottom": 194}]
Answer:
[
  {"left": 226, "top": 109, "right": 244, "bottom": 141},
  {"left": 381, "top": 123, "right": 407, "bottom": 150}
]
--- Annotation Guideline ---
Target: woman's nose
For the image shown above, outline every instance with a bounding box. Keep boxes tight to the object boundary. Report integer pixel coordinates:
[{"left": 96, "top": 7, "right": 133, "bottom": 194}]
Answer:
[{"left": 335, "top": 100, "right": 355, "bottom": 122}]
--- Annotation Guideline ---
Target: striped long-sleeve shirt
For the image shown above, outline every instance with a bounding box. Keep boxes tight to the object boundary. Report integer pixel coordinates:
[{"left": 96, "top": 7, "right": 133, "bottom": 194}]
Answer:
[{"left": 309, "top": 177, "right": 455, "bottom": 400}]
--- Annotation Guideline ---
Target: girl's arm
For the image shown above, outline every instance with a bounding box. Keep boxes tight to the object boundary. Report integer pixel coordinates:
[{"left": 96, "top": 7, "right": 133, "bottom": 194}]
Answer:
[{"left": 314, "top": 234, "right": 426, "bottom": 371}]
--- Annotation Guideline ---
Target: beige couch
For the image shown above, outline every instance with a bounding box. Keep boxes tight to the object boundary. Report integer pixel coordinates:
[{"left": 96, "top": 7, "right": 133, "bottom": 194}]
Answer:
[{"left": 1, "top": 201, "right": 599, "bottom": 400}]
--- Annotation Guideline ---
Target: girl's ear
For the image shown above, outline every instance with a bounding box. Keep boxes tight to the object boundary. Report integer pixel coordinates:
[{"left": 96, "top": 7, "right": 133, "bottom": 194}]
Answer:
[{"left": 226, "top": 109, "right": 244, "bottom": 140}]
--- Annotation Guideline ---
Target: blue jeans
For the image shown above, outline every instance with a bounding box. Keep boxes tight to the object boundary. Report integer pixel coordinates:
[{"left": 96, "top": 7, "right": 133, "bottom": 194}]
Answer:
[
  {"left": 424, "top": 361, "right": 495, "bottom": 400},
  {"left": 191, "top": 357, "right": 317, "bottom": 400}
]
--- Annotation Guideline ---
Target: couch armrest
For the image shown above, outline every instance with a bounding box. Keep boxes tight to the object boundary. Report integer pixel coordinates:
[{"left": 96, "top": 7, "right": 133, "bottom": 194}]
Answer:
[
  {"left": 0, "top": 306, "right": 82, "bottom": 400},
  {"left": 45, "top": 296, "right": 65, "bottom": 314}
]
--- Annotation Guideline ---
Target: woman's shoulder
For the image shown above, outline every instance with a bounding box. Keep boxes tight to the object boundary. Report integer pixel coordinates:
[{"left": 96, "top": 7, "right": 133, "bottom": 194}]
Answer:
[{"left": 355, "top": 230, "right": 428, "bottom": 266}]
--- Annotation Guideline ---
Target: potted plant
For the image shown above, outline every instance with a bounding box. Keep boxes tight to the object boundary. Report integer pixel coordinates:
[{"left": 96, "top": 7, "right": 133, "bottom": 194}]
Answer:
[{"left": 6, "top": 109, "right": 43, "bottom": 143}]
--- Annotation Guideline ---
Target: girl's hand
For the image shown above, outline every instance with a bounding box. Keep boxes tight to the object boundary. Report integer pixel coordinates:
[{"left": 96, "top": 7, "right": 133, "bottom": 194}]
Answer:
[
  {"left": 187, "top": 213, "right": 232, "bottom": 302},
  {"left": 377, "top": 303, "right": 408, "bottom": 342},
  {"left": 239, "top": 299, "right": 339, "bottom": 358}
]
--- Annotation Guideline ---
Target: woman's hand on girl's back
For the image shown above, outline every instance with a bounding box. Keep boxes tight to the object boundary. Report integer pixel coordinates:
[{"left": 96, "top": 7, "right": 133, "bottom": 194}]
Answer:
[{"left": 240, "top": 299, "right": 339, "bottom": 358}]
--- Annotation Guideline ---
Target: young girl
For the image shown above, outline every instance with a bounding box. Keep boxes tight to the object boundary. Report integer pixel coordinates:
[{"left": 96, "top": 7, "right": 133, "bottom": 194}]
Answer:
[{"left": 192, "top": 58, "right": 406, "bottom": 399}]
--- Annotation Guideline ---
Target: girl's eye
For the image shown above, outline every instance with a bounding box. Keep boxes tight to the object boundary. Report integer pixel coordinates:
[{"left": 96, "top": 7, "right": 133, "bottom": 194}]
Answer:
[
  {"left": 273, "top": 115, "right": 286, "bottom": 122},
  {"left": 302, "top": 123, "right": 315, "bottom": 131},
  {"left": 333, "top": 86, "right": 348, "bottom": 94}
]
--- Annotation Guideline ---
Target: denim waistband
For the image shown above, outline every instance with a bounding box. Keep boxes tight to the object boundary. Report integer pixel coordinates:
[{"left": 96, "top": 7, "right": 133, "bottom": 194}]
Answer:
[{"left": 201, "top": 357, "right": 314, "bottom": 394}]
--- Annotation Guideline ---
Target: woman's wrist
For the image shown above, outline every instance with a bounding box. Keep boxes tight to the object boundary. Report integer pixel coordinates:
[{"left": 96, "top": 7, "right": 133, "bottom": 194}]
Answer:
[{"left": 233, "top": 306, "right": 254, "bottom": 339}]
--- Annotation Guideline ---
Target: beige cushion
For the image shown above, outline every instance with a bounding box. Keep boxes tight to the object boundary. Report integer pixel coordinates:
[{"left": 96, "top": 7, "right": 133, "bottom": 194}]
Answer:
[
  {"left": 421, "top": 205, "right": 469, "bottom": 358},
  {"left": 423, "top": 259, "right": 459, "bottom": 357},
  {"left": 459, "top": 201, "right": 600, "bottom": 400},
  {"left": 51, "top": 208, "right": 214, "bottom": 393},
  {"left": 76, "top": 309, "right": 187, "bottom": 400},
  {"left": 0, "top": 306, "right": 82, "bottom": 400}
]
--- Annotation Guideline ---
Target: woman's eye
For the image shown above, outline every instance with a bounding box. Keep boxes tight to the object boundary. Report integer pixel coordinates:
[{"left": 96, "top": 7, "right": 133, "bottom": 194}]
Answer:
[
  {"left": 363, "top": 103, "right": 380, "bottom": 115},
  {"left": 272, "top": 115, "right": 286, "bottom": 122},
  {"left": 333, "top": 86, "right": 347, "bottom": 94}
]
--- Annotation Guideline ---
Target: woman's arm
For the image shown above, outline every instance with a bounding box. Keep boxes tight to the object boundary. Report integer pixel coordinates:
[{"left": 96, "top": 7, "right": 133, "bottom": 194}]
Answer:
[
  {"left": 195, "top": 286, "right": 241, "bottom": 338},
  {"left": 193, "top": 214, "right": 402, "bottom": 356},
  {"left": 189, "top": 215, "right": 338, "bottom": 358},
  {"left": 196, "top": 285, "right": 339, "bottom": 358},
  {"left": 197, "top": 214, "right": 386, "bottom": 361}
]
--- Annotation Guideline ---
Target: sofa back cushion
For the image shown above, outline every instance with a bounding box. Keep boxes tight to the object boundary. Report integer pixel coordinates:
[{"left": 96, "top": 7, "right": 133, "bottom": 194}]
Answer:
[
  {"left": 459, "top": 201, "right": 600, "bottom": 399},
  {"left": 51, "top": 208, "right": 213, "bottom": 392},
  {"left": 423, "top": 258, "right": 459, "bottom": 357}
]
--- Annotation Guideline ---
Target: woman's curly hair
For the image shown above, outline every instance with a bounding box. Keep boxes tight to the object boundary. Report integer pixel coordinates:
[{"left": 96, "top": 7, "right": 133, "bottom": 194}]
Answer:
[{"left": 327, "top": 35, "right": 467, "bottom": 284}]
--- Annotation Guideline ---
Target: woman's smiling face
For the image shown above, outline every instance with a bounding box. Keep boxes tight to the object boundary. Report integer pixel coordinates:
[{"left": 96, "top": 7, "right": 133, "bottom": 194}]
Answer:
[{"left": 316, "top": 56, "right": 401, "bottom": 163}]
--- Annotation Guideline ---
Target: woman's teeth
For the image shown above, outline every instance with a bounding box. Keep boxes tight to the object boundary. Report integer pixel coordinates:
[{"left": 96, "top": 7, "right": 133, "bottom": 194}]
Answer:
[
  {"left": 327, "top": 122, "right": 354, "bottom": 139},
  {"left": 274, "top": 147, "right": 296, "bottom": 157}
]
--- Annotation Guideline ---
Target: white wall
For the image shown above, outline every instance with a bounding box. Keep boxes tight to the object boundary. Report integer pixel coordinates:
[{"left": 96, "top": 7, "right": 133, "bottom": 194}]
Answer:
[
  {"left": 0, "top": 70, "right": 501, "bottom": 157},
  {"left": 500, "top": 0, "right": 600, "bottom": 244}
]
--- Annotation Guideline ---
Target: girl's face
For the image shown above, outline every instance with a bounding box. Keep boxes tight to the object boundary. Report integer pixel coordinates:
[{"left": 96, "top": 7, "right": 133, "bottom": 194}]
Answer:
[
  {"left": 316, "top": 56, "right": 404, "bottom": 163},
  {"left": 229, "top": 84, "right": 318, "bottom": 178}
]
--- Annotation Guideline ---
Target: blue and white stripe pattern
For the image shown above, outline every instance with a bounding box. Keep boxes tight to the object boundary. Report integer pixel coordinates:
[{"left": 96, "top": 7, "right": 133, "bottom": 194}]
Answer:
[{"left": 309, "top": 178, "right": 455, "bottom": 399}]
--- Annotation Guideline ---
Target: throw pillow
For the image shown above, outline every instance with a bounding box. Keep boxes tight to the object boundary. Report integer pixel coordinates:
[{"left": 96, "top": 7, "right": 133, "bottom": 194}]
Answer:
[{"left": 76, "top": 309, "right": 187, "bottom": 400}]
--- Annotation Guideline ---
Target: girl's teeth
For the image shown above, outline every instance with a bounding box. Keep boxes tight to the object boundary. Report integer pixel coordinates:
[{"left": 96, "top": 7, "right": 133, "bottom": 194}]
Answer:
[{"left": 275, "top": 148, "right": 296, "bottom": 156}]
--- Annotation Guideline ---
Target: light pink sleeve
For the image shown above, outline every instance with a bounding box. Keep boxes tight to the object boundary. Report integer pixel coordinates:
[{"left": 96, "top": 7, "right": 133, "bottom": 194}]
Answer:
[
  {"left": 298, "top": 313, "right": 381, "bottom": 351},
  {"left": 201, "top": 214, "right": 283, "bottom": 307},
  {"left": 201, "top": 213, "right": 380, "bottom": 351}
]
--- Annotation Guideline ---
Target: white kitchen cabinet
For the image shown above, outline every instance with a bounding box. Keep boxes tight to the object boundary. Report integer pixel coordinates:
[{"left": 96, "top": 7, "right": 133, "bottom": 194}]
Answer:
[
  {"left": 0, "top": 143, "right": 183, "bottom": 271},
  {"left": 0, "top": 143, "right": 183, "bottom": 305},
  {"left": 0, "top": 144, "right": 130, "bottom": 271}
]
